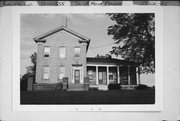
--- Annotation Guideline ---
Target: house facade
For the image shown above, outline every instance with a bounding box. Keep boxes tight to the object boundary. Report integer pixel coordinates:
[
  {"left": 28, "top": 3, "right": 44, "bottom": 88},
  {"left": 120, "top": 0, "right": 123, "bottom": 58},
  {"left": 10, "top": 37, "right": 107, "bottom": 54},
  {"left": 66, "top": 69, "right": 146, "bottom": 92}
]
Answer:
[{"left": 33, "top": 26, "right": 140, "bottom": 90}]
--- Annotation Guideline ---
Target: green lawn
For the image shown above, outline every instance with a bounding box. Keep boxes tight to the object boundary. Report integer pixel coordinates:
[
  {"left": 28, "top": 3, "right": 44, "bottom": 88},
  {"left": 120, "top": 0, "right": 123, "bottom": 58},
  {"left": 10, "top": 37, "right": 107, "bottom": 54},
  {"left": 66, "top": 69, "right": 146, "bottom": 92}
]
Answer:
[{"left": 21, "top": 89, "right": 155, "bottom": 104}]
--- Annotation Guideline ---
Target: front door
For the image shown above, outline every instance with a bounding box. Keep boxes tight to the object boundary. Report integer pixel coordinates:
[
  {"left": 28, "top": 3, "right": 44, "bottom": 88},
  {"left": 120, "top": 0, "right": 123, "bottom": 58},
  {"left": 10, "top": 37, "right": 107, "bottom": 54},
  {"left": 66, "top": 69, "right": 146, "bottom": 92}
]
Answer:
[{"left": 74, "top": 69, "right": 80, "bottom": 84}]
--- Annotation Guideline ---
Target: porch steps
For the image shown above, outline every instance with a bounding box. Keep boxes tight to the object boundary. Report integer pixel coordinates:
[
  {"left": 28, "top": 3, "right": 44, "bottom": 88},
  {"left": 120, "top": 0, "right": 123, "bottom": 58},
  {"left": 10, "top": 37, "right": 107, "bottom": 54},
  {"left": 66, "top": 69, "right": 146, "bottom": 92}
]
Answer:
[{"left": 67, "top": 84, "right": 86, "bottom": 91}]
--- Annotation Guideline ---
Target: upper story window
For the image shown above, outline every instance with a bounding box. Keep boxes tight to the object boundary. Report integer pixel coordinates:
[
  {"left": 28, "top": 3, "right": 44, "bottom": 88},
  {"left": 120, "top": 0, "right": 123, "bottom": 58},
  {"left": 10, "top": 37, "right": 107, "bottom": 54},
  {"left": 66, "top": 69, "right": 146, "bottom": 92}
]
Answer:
[
  {"left": 59, "top": 66, "right": 65, "bottom": 79},
  {"left": 74, "top": 46, "right": 80, "bottom": 57},
  {"left": 59, "top": 46, "right": 66, "bottom": 58},
  {"left": 43, "top": 66, "right": 49, "bottom": 80},
  {"left": 44, "top": 46, "right": 50, "bottom": 58}
]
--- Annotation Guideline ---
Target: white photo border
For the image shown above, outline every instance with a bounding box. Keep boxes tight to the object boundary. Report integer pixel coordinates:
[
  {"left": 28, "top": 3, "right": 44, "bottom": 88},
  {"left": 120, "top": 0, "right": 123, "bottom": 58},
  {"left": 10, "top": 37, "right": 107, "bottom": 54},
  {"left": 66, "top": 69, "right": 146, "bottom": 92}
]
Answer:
[{"left": 12, "top": 6, "right": 163, "bottom": 111}]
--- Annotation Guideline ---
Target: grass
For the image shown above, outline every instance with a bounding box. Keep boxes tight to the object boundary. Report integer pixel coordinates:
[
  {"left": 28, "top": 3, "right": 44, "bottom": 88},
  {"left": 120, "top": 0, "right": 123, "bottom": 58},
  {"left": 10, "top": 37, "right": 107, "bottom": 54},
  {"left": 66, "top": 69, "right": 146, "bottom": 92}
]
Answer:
[{"left": 20, "top": 89, "right": 155, "bottom": 104}]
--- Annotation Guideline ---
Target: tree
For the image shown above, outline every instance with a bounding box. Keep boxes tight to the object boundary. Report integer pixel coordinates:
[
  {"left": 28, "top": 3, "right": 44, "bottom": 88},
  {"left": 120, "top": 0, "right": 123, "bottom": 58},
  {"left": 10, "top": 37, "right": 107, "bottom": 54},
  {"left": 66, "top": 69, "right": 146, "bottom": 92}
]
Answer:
[
  {"left": 20, "top": 52, "right": 37, "bottom": 91},
  {"left": 107, "top": 13, "right": 155, "bottom": 74},
  {"left": 26, "top": 52, "right": 37, "bottom": 78},
  {"left": 20, "top": 73, "right": 32, "bottom": 91},
  {"left": 95, "top": 54, "right": 112, "bottom": 59}
]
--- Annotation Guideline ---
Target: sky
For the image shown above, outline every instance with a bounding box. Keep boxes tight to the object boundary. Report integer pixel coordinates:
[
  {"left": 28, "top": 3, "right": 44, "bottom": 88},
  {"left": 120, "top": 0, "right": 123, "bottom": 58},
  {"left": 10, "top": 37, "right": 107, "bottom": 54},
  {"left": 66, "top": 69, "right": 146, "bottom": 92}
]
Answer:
[{"left": 20, "top": 14, "right": 155, "bottom": 86}]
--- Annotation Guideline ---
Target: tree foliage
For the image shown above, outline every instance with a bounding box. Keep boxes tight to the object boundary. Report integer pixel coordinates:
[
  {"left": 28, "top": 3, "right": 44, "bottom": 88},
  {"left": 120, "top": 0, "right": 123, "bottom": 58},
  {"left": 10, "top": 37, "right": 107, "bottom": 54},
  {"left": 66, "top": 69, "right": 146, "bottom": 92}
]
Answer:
[
  {"left": 20, "top": 52, "right": 37, "bottom": 90},
  {"left": 95, "top": 54, "right": 112, "bottom": 59},
  {"left": 26, "top": 52, "right": 37, "bottom": 76},
  {"left": 107, "top": 13, "right": 155, "bottom": 74}
]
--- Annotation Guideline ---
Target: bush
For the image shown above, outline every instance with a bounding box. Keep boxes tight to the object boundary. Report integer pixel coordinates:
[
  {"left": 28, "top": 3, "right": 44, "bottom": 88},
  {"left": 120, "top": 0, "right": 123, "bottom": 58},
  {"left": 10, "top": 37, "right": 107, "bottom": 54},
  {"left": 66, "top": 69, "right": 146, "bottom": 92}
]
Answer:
[
  {"left": 89, "top": 87, "right": 99, "bottom": 91},
  {"left": 108, "top": 83, "right": 121, "bottom": 90},
  {"left": 20, "top": 73, "right": 35, "bottom": 91},
  {"left": 55, "top": 83, "right": 63, "bottom": 90},
  {"left": 135, "top": 84, "right": 149, "bottom": 90},
  {"left": 152, "top": 86, "right": 155, "bottom": 89},
  {"left": 20, "top": 78, "right": 28, "bottom": 91}
]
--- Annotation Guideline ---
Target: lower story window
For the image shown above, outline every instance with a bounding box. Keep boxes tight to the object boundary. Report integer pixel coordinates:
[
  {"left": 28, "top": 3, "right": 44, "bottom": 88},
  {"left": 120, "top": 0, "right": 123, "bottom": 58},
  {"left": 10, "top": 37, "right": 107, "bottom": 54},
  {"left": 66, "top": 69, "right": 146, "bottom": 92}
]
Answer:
[
  {"left": 98, "top": 69, "right": 107, "bottom": 85},
  {"left": 109, "top": 72, "right": 113, "bottom": 80},
  {"left": 87, "top": 67, "right": 96, "bottom": 85},
  {"left": 120, "top": 66, "right": 128, "bottom": 85},
  {"left": 98, "top": 72, "right": 103, "bottom": 80},
  {"left": 43, "top": 66, "right": 49, "bottom": 80},
  {"left": 88, "top": 70, "right": 93, "bottom": 80},
  {"left": 109, "top": 72, "right": 117, "bottom": 84},
  {"left": 59, "top": 66, "right": 65, "bottom": 79}
]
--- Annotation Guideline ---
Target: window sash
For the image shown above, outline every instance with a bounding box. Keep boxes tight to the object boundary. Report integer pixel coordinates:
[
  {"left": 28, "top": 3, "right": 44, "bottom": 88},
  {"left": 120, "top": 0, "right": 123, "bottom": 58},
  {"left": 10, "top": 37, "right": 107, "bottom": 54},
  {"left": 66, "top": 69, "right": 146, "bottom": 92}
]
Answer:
[
  {"left": 59, "top": 74, "right": 65, "bottom": 80},
  {"left": 109, "top": 72, "right": 113, "bottom": 80},
  {"left": 43, "top": 66, "right": 49, "bottom": 79},
  {"left": 44, "top": 47, "right": 50, "bottom": 57},
  {"left": 59, "top": 67, "right": 65, "bottom": 79},
  {"left": 43, "top": 73, "right": 49, "bottom": 79},
  {"left": 59, "top": 47, "right": 65, "bottom": 58},
  {"left": 44, "top": 66, "right": 49, "bottom": 73},
  {"left": 74, "top": 47, "right": 80, "bottom": 57},
  {"left": 88, "top": 70, "right": 93, "bottom": 80},
  {"left": 98, "top": 72, "right": 103, "bottom": 80}
]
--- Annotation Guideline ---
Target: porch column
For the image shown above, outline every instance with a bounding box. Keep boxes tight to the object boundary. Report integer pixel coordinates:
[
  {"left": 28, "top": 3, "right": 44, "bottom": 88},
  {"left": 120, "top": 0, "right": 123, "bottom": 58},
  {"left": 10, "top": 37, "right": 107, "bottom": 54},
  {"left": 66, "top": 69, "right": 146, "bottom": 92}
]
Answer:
[
  {"left": 117, "top": 66, "right": 120, "bottom": 84},
  {"left": 106, "top": 66, "right": 109, "bottom": 85},
  {"left": 136, "top": 67, "right": 140, "bottom": 85},
  {"left": 96, "top": 66, "right": 98, "bottom": 85},
  {"left": 128, "top": 66, "right": 130, "bottom": 85}
]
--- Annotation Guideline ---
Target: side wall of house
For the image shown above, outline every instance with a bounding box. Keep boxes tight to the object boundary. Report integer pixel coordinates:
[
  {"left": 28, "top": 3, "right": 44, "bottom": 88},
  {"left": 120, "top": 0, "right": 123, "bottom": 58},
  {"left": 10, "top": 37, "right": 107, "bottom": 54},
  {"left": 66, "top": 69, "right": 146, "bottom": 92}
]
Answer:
[
  {"left": 35, "top": 31, "right": 87, "bottom": 84},
  {"left": 35, "top": 43, "right": 43, "bottom": 83}
]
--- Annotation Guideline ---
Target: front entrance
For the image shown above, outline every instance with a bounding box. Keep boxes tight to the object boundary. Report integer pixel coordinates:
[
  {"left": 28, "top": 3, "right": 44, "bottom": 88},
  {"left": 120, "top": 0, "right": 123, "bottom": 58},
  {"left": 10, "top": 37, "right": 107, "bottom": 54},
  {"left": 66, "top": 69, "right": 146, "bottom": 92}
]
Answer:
[
  {"left": 74, "top": 69, "right": 80, "bottom": 84},
  {"left": 72, "top": 66, "right": 83, "bottom": 84},
  {"left": 98, "top": 67, "right": 107, "bottom": 85}
]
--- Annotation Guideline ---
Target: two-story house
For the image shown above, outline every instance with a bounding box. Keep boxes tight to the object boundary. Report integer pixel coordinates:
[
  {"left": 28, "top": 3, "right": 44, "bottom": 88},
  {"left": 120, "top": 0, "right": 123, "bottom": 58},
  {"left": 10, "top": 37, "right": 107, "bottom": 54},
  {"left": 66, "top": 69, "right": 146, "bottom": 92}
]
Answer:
[{"left": 33, "top": 26, "right": 140, "bottom": 91}]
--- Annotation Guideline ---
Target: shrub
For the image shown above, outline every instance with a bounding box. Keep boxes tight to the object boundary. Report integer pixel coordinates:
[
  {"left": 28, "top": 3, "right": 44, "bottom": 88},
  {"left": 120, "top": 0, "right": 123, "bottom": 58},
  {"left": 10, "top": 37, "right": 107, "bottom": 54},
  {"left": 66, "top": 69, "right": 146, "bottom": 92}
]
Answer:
[
  {"left": 108, "top": 83, "right": 121, "bottom": 90},
  {"left": 20, "top": 78, "right": 28, "bottom": 91},
  {"left": 55, "top": 83, "right": 63, "bottom": 90},
  {"left": 152, "top": 86, "right": 155, "bottom": 89},
  {"left": 135, "top": 84, "right": 149, "bottom": 90},
  {"left": 89, "top": 87, "right": 99, "bottom": 91}
]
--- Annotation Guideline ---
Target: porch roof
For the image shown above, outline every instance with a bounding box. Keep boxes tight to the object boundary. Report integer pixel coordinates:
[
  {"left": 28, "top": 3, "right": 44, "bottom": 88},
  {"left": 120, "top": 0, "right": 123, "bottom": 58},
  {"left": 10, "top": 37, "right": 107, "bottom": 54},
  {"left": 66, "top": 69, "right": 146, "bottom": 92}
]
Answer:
[{"left": 87, "top": 57, "right": 139, "bottom": 66}]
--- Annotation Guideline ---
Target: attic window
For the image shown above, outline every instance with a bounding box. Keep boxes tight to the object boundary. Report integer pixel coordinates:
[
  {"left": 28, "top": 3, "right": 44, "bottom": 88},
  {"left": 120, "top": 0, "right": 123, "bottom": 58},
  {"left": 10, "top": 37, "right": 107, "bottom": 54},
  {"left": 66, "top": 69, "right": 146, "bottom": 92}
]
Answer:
[{"left": 44, "top": 46, "right": 50, "bottom": 58}]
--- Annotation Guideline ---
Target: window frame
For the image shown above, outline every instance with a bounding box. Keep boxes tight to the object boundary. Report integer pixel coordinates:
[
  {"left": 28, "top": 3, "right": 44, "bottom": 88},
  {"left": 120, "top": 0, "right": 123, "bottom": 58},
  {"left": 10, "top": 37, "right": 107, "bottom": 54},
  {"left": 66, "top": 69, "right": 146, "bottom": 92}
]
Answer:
[
  {"left": 88, "top": 70, "right": 93, "bottom": 80},
  {"left": 74, "top": 46, "right": 80, "bottom": 57},
  {"left": 43, "top": 66, "right": 50, "bottom": 80},
  {"left": 44, "top": 46, "right": 50, "bottom": 58},
  {"left": 59, "top": 46, "right": 66, "bottom": 59},
  {"left": 59, "top": 66, "right": 66, "bottom": 80}
]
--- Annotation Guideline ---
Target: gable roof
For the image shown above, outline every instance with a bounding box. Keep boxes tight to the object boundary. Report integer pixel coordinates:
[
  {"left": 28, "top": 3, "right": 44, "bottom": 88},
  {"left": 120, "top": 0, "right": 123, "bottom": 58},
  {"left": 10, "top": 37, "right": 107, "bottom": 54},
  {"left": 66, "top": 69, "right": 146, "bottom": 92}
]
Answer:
[
  {"left": 87, "top": 57, "right": 139, "bottom": 66},
  {"left": 33, "top": 25, "right": 91, "bottom": 43}
]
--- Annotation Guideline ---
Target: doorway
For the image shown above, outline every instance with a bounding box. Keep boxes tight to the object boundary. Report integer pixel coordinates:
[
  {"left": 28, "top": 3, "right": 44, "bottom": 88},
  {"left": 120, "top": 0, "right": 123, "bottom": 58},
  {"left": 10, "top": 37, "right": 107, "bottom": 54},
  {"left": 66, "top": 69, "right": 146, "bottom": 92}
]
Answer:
[
  {"left": 74, "top": 69, "right": 80, "bottom": 84},
  {"left": 72, "top": 66, "right": 83, "bottom": 84}
]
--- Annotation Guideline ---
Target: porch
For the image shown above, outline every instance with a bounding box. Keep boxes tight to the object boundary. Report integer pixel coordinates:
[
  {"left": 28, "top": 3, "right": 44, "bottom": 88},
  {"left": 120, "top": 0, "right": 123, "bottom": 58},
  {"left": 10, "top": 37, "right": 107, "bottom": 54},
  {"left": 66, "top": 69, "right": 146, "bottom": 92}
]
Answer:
[
  {"left": 87, "top": 65, "right": 140, "bottom": 90},
  {"left": 86, "top": 57, "right": 140, "bottom": 89}
]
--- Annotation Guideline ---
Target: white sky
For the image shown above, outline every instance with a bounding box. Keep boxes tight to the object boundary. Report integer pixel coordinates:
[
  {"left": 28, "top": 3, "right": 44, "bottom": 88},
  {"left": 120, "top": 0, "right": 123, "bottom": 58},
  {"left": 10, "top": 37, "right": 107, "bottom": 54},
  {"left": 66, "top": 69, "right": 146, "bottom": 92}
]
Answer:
[{"left": 20, "top": 14, "right": 155, "bottom": 86}]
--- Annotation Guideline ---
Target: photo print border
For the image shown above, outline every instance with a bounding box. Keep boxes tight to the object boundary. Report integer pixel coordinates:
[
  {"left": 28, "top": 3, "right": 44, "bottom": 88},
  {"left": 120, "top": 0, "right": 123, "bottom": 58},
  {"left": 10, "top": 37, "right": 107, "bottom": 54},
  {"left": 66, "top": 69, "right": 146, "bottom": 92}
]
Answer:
[{"left": 12, "top": 6, "right": 163, "bottom": 111}]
